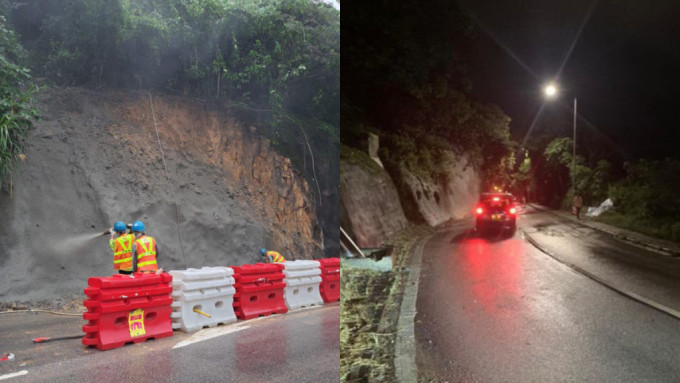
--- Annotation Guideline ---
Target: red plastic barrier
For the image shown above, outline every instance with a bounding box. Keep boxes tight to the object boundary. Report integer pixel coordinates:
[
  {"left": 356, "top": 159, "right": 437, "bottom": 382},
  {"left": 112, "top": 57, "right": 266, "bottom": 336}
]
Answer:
[
  {"left": 318, "top": 258, "right": 340, "bottom": 303},
  {"left": 82, "top": 272, "right": 173, "bottom": 350},
  {"left": 232, "top": 263, "right": 288, "bottom": 320}
]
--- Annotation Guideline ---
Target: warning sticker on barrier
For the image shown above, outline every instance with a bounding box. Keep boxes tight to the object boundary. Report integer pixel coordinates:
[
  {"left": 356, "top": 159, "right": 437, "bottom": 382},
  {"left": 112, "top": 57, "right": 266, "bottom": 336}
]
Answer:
[{"left": 128, "top": 308, "right": 146, "bottom": 338}]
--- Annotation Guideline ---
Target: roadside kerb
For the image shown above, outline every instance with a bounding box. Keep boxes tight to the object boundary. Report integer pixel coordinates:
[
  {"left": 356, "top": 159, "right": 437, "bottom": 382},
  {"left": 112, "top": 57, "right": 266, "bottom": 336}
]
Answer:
[
  {"left": 395, "top": 233, "right": 434, "bottom": 383},
  {"left": 522, "top": 229, "right": 680, "bottom": 321},
  {"left": 528, "top": 203, "right": 680, "bottom": 257}
]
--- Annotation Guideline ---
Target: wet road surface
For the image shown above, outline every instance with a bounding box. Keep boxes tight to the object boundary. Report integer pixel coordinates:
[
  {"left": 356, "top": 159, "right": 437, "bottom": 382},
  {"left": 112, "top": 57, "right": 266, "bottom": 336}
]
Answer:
[
  {"left": 0, "top": 304, "right": 339, "bottom": 382},
  {"left": 416, "top": 206, "right": 680, "bottom": 382}
]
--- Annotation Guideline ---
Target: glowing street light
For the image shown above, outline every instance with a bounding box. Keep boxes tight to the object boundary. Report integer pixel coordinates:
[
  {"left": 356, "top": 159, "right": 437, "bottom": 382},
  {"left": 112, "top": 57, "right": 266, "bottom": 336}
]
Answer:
[{"left": 544, "top": 83, "right": 557, "bottom": 98}]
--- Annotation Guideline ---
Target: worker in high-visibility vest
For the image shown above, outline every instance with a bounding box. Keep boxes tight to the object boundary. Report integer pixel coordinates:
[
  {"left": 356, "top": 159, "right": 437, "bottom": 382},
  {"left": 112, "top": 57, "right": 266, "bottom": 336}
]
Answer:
[
  {"left": 109, "top": 221, "right": 135, "bottom": 274},
  {"left": 259, "top": 248, "right": 285, "bottom": 263},
  {"left": 131, "top": 221, "right": 159, "bottom": 273}
]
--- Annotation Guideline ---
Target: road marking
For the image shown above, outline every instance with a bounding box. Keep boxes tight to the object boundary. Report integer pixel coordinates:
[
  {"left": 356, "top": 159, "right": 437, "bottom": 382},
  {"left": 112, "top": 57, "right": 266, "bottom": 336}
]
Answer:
[
  {"left": 522, "top": 229, "right": 680, "bottom": 321},
  {"left": 289, "top": 305, "right": 324, "bottom": 313},
  {"left": 0, "top": 370, "right": 28, "bottom": 381},
  {"left": 528, "top": 203, "right": 677, "bottom": 257},
  {"left": 173, "top": 324, "right": 251, "bottom": 349},
  {"left": 172, "top": 305, "right": 327, "bottom": 349}
]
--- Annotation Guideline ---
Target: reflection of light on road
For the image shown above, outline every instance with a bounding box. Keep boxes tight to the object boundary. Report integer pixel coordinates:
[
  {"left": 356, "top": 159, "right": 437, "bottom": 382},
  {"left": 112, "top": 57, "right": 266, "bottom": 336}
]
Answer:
[
  {"left": 459, "top": 237, "right": 525, "bottom": 340},
  {"left": 236, "top": 322, "right": 287, "bottom": 371}
]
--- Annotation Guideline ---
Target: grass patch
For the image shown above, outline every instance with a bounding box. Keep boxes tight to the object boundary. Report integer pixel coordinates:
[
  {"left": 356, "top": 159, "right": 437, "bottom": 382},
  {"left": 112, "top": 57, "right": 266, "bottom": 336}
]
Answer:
[
  {"left": 593, "top": 211, "right": 680, "bottom": 243},
  {"left": 341, "top": 224, "right": 433, "bottom": 382}
]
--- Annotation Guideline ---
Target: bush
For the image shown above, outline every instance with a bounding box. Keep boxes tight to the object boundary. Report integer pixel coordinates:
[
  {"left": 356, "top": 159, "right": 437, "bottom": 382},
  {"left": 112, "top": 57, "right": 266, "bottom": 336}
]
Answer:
[
  {"left": 0, "top": 14, "right": 40, "bottom": 184},
  {"left": 609, "top": 159, "right": 680, "bottom": 221},
  {"left": 597, "top": 158, "right": 680, "bottom": 242}
]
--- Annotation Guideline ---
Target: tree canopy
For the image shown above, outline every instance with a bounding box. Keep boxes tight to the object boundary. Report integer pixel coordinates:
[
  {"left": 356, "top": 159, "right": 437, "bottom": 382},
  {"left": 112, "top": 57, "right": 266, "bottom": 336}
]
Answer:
[
  {"left": 6, "top": 0, "right": 338, "bottom": 136},
  {"left": 1, "top": 0, "right": 339, "bottom": 199}
]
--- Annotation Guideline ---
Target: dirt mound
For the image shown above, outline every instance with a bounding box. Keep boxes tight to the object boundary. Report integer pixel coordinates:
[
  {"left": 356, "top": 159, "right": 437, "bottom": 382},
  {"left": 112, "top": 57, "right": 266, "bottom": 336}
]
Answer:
[{"left": 0, "top": 87, "right": 324, "bottom": 304}]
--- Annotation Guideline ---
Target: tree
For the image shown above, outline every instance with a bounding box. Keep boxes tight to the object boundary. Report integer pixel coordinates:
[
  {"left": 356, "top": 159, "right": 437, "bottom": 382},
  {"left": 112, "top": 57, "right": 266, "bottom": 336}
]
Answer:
[
  {"left": 542, "top": 136, "right": 611, "bottom": 207},
  {"left": 0, "top": 14, "right": 39, "bottom": 185}
]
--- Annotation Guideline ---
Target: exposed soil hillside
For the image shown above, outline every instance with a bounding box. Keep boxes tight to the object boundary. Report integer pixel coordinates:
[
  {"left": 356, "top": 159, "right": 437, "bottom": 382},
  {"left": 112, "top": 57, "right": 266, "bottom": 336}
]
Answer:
[{"left": 0, "top": 87, "right": 324, "bottom": 305}]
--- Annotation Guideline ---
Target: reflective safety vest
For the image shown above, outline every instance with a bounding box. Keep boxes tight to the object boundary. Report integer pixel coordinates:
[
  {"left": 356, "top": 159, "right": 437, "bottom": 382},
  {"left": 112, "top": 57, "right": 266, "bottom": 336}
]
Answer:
[
  {"left": 266, "top": 251, "right": 285, "bottom": 263},
  {"left": 112, "top": 234, "right": 135, "bottom": 271},
  {"left": 134, "top": 235, "right": 158, "bottom": 272}
]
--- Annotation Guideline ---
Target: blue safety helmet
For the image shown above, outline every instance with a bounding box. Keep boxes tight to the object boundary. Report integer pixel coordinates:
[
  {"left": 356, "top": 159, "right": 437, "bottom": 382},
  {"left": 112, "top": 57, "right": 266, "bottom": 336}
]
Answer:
[
  {"left": 131, "top": 221, "right": 145, "bottom": 233},
  {"left": 113, "top": 221, "right": 127, "bottom": 233},
  {"left": 260, "top": 248, "right": 266, "bottom": 256}
]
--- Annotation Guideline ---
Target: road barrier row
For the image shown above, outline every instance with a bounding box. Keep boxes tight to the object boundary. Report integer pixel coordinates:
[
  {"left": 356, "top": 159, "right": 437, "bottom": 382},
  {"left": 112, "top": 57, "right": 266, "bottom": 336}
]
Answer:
[{"left": 82, "top": 258, "right": 341, "bottom": 349}]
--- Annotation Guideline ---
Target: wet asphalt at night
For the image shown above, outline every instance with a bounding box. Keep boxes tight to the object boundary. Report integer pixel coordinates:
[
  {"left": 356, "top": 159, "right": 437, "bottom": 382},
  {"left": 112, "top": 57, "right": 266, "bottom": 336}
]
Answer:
[
  {"left": 415, "top": 206, "right": 680, "bottom": 382},
  {"left": 0, "top": 304, "right": 339, "bottom": 382}
]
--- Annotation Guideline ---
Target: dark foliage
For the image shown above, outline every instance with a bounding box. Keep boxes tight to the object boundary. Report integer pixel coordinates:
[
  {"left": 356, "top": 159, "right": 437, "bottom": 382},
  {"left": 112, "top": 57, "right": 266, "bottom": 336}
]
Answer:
[{"left": 0, "top": 13, "right": 40, "bottom": 184}]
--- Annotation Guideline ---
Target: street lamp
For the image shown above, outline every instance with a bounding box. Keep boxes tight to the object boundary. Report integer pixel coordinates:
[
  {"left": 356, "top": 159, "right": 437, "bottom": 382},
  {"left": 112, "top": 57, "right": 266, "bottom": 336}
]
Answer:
[
  {"left": 544, "top": 83, "right": 557, "bottom": 97},
  {"left": 543, "top": 83, "right": 577, "bottom": 196}
]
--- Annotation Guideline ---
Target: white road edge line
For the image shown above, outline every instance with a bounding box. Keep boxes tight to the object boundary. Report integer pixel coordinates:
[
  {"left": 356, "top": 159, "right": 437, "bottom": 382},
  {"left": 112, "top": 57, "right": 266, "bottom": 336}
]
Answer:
[
  {"left": 289, "top": 305, "right": 324, "bottom": 312},
  {"left": 528, "top": 203, "right": 675, "bottom": 257},
  {"left": 172, "top": 305, "right": 326, "bottom": 349},
  {"left": 173, "top": 325, "right": 251, "bottom": 349},
  {"left": 522, "top": 229, "right": 680, "bottom": 321},
  {"left": 0, "top": 370, "right": 28, "bottom": 381}
]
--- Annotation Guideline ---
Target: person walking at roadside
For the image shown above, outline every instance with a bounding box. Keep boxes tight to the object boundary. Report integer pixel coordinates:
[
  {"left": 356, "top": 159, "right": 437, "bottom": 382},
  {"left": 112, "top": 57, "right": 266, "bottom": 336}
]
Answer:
[
  {"left": 573, "top": 194, "right": 584, "bottom": 220},
  {"left": 259, "top": 248, "right": 285, "bottom": 263},
  {"left": 109, "top": 221, "right": 135, "bottom": 275},
  {"left": 131, "top": 221, "right": 159, "bottom": 273}
]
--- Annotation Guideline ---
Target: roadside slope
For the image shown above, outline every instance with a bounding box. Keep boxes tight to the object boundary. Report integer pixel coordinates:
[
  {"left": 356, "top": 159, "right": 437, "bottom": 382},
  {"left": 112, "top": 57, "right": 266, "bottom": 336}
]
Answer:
[{"left": 0, "top": 87, "right": 323, "bottom": 304}]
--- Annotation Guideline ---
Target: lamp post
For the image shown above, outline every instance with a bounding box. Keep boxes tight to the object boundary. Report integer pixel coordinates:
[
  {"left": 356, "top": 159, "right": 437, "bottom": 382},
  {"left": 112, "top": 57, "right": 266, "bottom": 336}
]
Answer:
[{"left": 544, "top": 83, "right": 577, "bottom": 195}]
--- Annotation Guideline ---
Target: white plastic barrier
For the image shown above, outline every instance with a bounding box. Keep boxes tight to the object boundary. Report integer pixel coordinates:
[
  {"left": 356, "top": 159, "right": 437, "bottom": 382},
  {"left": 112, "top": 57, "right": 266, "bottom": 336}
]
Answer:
[
  {"left": 169, "top": 266, "right": 237, "bottom": 332},
  {"left": 283, "top": 260, "right": 324, "bottom": 310}
]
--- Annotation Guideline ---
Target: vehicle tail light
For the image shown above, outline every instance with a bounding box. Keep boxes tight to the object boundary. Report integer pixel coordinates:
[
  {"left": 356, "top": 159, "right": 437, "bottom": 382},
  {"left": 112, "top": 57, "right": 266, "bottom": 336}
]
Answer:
[
  {"left": 508, "top": 206, "right": 517, "bottom": 215},
  {"left": 475, "top": 207, "right": 483, "bottom": 215}
]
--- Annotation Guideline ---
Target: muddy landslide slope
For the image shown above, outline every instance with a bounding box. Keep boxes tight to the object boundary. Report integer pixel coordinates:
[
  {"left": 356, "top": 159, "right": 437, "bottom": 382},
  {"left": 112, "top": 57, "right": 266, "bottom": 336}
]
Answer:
[{"left": 0, "top": 88, "right": 323, "bottom": 303}]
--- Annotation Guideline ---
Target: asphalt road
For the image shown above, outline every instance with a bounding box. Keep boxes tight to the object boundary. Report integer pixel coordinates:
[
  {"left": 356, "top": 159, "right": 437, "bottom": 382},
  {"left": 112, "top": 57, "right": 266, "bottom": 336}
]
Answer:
[
  {"left": 0, "top": 304, "right": 339, "bottom": 382},
  {"left": 415, "top": 206, "right": 680, "bottom": 382}
]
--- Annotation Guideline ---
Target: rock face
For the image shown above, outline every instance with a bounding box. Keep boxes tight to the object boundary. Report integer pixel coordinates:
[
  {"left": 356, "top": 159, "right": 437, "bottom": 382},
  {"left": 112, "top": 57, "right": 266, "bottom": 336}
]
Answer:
[
  {"left": 0, "top": 88, "right": 324, "bottom": 303},
  {"left": 398, "top": 157, "right": 480, "bottom": 226},
  {"left": 340, "top": 149, "right": 407, "bottom": 248}
]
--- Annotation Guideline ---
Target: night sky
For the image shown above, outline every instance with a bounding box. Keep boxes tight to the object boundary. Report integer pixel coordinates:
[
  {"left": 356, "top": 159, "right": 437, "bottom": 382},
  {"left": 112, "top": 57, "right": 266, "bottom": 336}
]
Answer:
[{"left": 461, "top": 0, "right": 680, "bottom": 160}]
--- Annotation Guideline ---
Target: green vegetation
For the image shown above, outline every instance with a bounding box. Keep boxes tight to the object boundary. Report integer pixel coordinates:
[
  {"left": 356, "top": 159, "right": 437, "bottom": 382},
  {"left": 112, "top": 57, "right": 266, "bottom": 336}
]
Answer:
[
  {"left": 366, "top": 81, "right": 515, "bottom": 186},
  {"left": 6, "top": 0, "right": 338, "bottom": 133},
  {"left": 341, "top": 224, "right": 432, "bottom": 382},
  {"left": 595, "top": 211, "right": 680, "bottom": 243},
  {"left": 538, "top": 138, "right": 680, "bottom": 242},
  {"left": 602, "top": 159, "right": 680, "bottom": 242},
  {"left": 341, "top": 266, "right": 395, "bottom": 381},
  {"left": 0, "top": 14, "right": 39, "bottom": 185},
  {"left": 8, "top": 0, "right": 338, "bottom": 129},
  {"left": 543, "top": 137, "right": 610, "bottom": 208}
]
